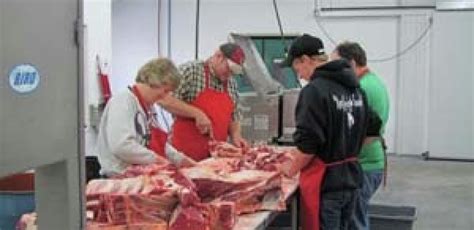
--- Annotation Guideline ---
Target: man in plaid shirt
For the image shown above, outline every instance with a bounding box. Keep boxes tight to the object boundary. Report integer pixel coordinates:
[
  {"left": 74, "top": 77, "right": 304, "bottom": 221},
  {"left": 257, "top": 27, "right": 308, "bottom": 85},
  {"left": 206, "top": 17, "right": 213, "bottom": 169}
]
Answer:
[
  {"left": 174, "top": 60, "right": 241, "bottom": 122},
  {"left": 160, "top": 43, "right": 248, "bottom": 161}
]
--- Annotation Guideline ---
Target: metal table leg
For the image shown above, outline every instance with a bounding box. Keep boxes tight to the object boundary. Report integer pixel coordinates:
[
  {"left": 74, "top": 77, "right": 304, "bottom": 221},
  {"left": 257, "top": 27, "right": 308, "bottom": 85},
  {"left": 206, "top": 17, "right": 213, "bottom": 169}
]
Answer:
[{"left": 291, "top": 190, "right": 300, "bottom": 230}]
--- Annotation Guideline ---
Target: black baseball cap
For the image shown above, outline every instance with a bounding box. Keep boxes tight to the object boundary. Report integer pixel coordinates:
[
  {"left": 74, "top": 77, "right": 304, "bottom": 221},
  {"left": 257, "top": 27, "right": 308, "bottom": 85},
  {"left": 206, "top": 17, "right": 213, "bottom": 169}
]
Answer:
[{"left": 283, "top": 34, "right": 325, "bottom": 67}]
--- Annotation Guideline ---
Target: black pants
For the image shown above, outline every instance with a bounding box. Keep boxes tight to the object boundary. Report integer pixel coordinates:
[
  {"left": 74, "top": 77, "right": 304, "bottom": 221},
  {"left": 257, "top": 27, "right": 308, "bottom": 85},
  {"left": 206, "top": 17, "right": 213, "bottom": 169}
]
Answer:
[
  {"left": 86, "top": 156, "right": 102, "bottom": 182},
  {"left": 320, "top": 190, "right": 357, "bottom": 230}
]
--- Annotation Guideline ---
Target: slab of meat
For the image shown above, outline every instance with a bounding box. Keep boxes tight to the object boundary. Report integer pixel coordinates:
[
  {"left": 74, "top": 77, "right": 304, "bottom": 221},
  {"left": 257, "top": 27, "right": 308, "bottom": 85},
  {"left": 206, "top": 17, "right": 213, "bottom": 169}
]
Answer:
[
  {"left": 117, "top": 163, "right": 173, "bottom": 178},
  {"left": 181, "top": 165, "right": 284, "bottom": 214},
  {"left": 85, "top": 144, "right": 296, "bottom": 229},
  {"left": 211, "top": 171, "right": 285, "bottom": 214},
  {"left": 85, "top": 165, "right": 198, "bottom": 226},
  {"left": 208, "top": 202, "right": 236, "bottom": 230},
  {"left": 195, "top": 158, "right": 241, "bottom": 174},
  {"left": 239, "top": 145, "right": 294, "bottom": 172},
  {"left": 208, "top": 142, "right": 295, "bottom": 173},
  {"left": 86, "top": 222, "right": 167, "bottom": 230},
  {"left": 119, "top": 164, "right": 197, "bottom": 192},
  {"left": 168, "top": 204, "right": 209, "bottom": 230},
  {"left": 86, "top": 175, "right": 181, "bottom": 225},
  {"left": 180, "top": 167, "right": 261, "bottom": 200},
  {"left": 86, "top": 164, "right": 236, "bottom": 230},
  {"left": 168, "top": 201, "right": 235, "bottom": 230}
]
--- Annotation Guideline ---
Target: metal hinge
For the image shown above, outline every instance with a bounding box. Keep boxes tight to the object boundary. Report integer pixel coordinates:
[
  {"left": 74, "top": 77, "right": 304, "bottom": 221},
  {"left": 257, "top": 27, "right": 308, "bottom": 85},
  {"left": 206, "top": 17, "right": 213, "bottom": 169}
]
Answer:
[{"left": 74, "top": 19, "right": 83, "bottom": 47}]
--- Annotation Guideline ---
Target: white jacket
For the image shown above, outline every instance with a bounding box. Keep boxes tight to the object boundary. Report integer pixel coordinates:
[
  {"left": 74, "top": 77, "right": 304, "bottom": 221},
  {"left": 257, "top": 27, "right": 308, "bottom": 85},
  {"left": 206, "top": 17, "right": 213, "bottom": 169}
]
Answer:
[{"left": 96, "top": 89, "right": 157, "bottom": 176}]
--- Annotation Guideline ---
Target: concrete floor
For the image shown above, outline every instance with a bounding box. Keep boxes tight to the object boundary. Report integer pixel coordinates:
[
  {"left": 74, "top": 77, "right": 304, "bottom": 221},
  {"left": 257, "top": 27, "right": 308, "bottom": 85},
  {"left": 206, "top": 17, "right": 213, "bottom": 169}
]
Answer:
[{"left": 372, "top": 155, "right": 474, "bottom": 230}]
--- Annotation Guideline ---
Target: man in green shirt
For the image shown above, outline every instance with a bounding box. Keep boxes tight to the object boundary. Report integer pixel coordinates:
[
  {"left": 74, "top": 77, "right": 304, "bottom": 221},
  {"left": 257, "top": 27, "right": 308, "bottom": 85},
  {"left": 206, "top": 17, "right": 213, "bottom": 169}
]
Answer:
[{"left": 331, "top": 41, "right": 390, "bottom": 230}]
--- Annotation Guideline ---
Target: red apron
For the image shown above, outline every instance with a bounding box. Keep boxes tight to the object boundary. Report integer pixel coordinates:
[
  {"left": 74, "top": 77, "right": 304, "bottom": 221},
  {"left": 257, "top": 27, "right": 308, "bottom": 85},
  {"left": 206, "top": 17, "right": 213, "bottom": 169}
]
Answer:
[
  {"left": 171, "top": 63, "right": 234, "bottom": 161},
  {"left": 300, "top": 156, "right": 358, "bottom": 230},
  {"left": 131, "top": 85, "right": 167, "bottom": 157}
]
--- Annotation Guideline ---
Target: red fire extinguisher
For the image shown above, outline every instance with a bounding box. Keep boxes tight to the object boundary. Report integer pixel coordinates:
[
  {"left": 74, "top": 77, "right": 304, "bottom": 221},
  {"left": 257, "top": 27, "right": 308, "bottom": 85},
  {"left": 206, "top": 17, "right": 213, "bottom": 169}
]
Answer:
[{"left": 97, "top": 55, "right": 112, "bottom": 105}]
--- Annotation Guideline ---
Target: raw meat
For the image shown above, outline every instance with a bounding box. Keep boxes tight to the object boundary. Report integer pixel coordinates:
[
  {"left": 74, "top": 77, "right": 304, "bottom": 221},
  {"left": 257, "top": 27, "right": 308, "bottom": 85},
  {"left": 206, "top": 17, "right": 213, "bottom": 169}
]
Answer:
[
  {"left": 168, "top": 201, "right": 235, "bottom": 230},
  {"left": 86, "top": 222, "right": 167, "bottom": 230},
  {"left": 86, "top": 166, "right": 196, "bottom": 226},
  {"left": 181, "top": 166, "right": 285, "bottom": 214},
  {"left": 85, "top": 143, "right": 296, "bottom": 229},
  {"left": 208, "top": 202, "right": 236, "bottom": 230},
  {"left": 209, "top": 141, "right": 244, "bottom": 158}
]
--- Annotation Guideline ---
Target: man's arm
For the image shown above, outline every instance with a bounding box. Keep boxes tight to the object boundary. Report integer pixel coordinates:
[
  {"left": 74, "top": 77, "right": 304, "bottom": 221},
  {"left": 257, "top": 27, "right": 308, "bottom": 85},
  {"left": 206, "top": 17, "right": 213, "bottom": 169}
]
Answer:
[
  {"left": 227, "top": 78, "right": 248, "bottom": 147},
  {"left": 281, "top": 148, "right": 314, "bottom": 177},
  {"left": 229, "top": 121, "right": 248, "bottom": 148},
  {"left": 158, "top": 94, "right": 204, "bottom": 119},
  {"left": 293, "top": 86, "right": 327, "bottom": 157},
  {"left": 158, "top": 95, "right": 212, "bottom": 135},
  {"left": 282, "top": 85, "right": 326, "bottom": 176}
]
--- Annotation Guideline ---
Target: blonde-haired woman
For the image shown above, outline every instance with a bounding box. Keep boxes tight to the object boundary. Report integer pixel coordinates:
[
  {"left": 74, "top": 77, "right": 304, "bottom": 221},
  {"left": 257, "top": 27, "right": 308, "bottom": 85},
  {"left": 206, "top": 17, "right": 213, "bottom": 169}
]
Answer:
[{"left": 96, "top": 58, "right": 180, "bottom": 177}]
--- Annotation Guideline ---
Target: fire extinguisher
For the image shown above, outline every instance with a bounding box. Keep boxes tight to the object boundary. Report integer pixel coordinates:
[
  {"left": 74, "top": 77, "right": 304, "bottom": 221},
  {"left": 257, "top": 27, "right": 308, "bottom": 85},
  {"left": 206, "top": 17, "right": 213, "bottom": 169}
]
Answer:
[{"left": 97, "top": 55, "right": 111, "bottom": 106}]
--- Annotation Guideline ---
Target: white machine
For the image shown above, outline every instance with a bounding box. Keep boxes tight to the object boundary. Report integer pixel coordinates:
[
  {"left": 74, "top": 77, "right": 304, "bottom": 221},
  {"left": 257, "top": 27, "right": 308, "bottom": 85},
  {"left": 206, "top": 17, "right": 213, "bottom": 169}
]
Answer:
[{"left": 229, "top": 34, "right": 301, "bottom": 145}]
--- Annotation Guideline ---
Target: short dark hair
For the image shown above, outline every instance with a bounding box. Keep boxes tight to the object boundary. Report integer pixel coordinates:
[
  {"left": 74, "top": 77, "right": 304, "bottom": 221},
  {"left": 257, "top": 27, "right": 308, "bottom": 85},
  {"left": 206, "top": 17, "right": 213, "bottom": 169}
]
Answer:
[{"left": 334, "top": 41, "right": 367, "bottom": 67}]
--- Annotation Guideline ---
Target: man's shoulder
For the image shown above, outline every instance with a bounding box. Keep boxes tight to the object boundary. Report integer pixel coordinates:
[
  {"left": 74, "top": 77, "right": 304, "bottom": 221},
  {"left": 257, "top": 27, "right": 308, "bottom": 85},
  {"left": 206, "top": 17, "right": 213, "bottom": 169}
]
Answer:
[
  {"left": 308, "top": 76, "right": 335, "bottom": 93},
  {"left": 301, "top": 80, "right": 328, "bottom": 101},
  {"left": 178, "top": 61, "right": 205, "bottom": 80},
  {"left": 361, "top": 73, "right": 388, "bottom": 94},
  {"left": 361, "top": 72, "right": 384, "bottom": 86}
]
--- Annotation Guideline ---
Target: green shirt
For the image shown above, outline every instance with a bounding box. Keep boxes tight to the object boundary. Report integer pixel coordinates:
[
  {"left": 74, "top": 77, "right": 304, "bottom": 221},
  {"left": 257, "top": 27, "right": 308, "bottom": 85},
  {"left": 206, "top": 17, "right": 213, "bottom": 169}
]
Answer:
[{"left": 359, "top": 71, "right": 390, "bottom": 171}]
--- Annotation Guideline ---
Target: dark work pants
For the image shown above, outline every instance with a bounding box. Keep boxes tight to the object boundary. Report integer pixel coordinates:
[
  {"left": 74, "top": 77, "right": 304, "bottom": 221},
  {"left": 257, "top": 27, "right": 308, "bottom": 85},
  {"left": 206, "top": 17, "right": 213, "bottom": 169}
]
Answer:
[
  {"left": 320, "top": 190, "right": 357, "bottom": 230},
  {"left": 349, "top": 169, "right": 383, "bottom": 230}
]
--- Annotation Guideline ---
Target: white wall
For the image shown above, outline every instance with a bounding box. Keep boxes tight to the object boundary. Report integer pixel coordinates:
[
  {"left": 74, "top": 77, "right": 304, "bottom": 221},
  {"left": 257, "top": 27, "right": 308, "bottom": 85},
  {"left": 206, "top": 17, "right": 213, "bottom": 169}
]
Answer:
[
  {"left": 428, "top": 11, "right": 473, "bottom": 159},
  {"left": 396, "top": 13, "right": 432, "bottom": 155},
  {"left": 83, "top": 0, "right": 112, "bottom": 156},
  {"left": 319, "top": 0, "right": 436, "bottom": 8},
  {"left": 111, "top": 0, "right": 158, "bottom": 92}
]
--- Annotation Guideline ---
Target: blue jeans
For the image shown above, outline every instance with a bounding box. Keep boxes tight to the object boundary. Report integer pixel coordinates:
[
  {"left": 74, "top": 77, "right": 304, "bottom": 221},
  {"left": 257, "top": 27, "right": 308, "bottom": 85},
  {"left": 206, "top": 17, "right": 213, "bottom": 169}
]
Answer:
[
  {"left": 320, "top": 190, "right": 357, "bottom": 230},
  {"left": 349, "top": 169, "right": 383, "bottom": 230}
]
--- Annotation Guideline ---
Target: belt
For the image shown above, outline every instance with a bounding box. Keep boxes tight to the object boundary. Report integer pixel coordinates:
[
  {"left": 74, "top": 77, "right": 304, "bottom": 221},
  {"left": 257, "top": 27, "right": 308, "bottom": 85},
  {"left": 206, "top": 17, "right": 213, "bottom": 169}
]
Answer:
[{"left": 325, "top": 156, "right": 358, "bottom": 167}]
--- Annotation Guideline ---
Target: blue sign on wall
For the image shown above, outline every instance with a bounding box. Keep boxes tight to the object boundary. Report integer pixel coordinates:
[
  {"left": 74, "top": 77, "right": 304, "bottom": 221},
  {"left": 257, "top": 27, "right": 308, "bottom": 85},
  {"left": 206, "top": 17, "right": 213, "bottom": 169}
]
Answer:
[{"left": 8, "top": 64, "right": 40, "bottom": 94}]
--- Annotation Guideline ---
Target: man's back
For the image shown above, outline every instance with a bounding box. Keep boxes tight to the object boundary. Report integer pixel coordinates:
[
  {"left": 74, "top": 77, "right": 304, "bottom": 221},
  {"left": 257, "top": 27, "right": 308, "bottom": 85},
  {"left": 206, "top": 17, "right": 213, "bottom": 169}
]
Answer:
[{"left": 294, "top": 60, "right": 369, "bottom": 192}]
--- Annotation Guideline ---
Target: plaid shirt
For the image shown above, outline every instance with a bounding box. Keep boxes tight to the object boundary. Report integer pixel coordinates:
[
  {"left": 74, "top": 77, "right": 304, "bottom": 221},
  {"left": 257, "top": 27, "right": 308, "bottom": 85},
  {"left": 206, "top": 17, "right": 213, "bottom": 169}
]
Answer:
[{"left": 175, "top": 61, "right": 241, "bottom": 121}]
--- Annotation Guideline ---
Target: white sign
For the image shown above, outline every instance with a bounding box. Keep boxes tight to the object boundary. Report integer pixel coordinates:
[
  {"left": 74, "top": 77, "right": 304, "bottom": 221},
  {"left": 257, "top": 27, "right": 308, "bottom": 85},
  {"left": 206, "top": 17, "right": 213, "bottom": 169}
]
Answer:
[{"left": 8, "top": 64, "right": 40, "bottom": 94}]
